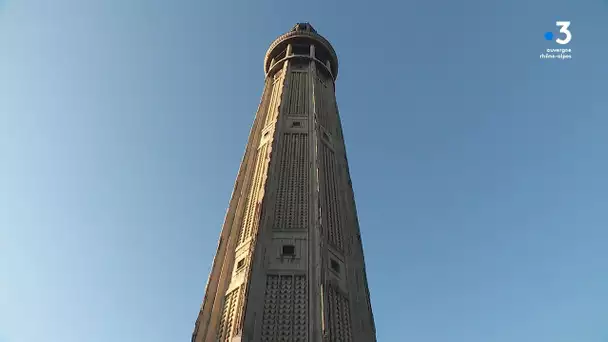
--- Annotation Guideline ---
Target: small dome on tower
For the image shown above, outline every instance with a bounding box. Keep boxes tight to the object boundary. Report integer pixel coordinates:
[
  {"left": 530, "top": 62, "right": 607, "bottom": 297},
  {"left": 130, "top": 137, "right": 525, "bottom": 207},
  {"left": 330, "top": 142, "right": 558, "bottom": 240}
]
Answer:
[{"left": 291, "top": 22, "right": 317, "bottom": 33}]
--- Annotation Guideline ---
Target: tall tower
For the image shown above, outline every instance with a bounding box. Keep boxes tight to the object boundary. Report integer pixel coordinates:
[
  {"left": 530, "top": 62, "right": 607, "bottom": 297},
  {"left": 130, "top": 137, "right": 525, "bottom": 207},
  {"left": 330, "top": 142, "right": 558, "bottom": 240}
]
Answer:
[{"left": 192, "top": 23, "right": 376, "bottom": 342}]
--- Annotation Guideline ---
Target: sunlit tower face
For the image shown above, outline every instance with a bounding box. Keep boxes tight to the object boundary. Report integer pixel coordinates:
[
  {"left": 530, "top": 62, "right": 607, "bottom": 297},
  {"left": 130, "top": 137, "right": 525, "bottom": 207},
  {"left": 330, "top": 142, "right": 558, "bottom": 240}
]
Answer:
[{"left": 192, "top": 23, "right": 376, "bottom": 342}]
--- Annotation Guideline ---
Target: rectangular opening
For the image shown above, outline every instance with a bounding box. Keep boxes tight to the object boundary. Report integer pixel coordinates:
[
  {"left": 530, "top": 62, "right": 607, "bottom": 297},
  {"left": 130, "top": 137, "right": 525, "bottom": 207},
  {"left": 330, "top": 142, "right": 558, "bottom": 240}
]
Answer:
[
  {"left": 292, "top": 44, "right": 310, "bottom": 56},
  {"left": 315, "top": 45, "right": 330, "bottom": 64},
  {"left": 291, "top": 121, "right": 302, "bottom": 127},
  {"left": 275, "top": 48, "right": 287, "bottom": 61},
  {"left": 330, "top": 259, "right": 340, "bottom": 273},
  {"left": 236, "top": 259, "right": 245, "bottom": 269},
  {"left": 282, "top": 245, "right": 295, "bottom": 256}
]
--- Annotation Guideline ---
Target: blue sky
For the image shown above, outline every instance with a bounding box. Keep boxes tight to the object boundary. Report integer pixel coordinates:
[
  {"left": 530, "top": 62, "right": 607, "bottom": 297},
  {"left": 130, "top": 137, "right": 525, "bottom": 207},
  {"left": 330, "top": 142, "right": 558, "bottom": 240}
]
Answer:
[{"left": 1, "top": 0, "right": 607, "bottom": 341}]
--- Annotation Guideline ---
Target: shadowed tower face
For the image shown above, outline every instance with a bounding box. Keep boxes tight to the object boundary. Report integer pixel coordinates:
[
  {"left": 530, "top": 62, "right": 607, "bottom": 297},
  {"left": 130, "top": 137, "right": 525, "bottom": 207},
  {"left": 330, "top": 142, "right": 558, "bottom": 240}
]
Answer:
[{"left": 192, "top": 23, "right": 376, "bottom": 342}]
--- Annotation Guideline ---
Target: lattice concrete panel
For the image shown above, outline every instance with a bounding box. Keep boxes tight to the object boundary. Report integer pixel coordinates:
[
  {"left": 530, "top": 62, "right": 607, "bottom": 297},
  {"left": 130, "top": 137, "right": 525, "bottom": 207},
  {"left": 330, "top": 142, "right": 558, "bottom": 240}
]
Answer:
[
  {"left": 320, "top": 143, "right": 344, "bottom": 251},
  {"left": 273, "top": 133, "right": 309, "bottom": 231},
  {"left": 264, "top": 71, "right": 285, "bottom": 127},
  {"left": 217, "top": 286, "right": 241, "bottom": 342},
  {"left": 238, "top": 144, "right": 270, "bottom": 245},
  {"left": 326, "top": 285, "right": 353, "bottom": 342},
  {"left": 261, "top": 274, "right": 308, "bottom": 341},
  {"left": 286, "top": 72, "right": 310, "bottom": 116}
]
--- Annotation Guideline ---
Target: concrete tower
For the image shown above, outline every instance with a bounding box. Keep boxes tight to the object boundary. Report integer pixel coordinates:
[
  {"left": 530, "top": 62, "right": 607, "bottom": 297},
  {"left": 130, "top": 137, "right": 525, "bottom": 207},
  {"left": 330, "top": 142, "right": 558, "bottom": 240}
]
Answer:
[{"left": 192, "top": 23, "right": 376, "bottom": 342}]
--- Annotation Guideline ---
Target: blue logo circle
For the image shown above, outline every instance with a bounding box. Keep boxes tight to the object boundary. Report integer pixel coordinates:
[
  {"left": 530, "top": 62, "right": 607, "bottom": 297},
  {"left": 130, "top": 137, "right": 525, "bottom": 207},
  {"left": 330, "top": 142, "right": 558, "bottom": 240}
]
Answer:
[{"left": 544, "top": 31, "right": 554, "bottom": 40}]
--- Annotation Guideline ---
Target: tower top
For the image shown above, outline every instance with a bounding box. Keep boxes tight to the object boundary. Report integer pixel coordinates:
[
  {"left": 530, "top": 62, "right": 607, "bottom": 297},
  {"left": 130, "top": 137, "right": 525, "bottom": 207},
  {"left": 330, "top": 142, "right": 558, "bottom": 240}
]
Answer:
[
  {"left": 291, "top": 23, "right": 317, "bottom": 34},
  {"left": 264, "top": 23, "right": 339, "bottom": 80}
]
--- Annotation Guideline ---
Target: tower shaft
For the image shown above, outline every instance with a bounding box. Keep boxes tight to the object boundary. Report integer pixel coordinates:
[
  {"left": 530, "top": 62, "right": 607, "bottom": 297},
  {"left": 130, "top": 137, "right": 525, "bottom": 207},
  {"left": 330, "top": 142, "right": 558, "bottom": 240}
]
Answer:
[{"left": 193, "top": 23, "right": 376, "bottom": 342}]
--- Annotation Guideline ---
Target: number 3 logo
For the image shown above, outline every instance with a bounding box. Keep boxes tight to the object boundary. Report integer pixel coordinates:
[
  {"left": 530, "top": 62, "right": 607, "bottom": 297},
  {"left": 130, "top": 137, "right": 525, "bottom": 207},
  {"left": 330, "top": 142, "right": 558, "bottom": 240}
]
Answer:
[{"left": 556, "top": 21, "right": 572, "bottom": 45}]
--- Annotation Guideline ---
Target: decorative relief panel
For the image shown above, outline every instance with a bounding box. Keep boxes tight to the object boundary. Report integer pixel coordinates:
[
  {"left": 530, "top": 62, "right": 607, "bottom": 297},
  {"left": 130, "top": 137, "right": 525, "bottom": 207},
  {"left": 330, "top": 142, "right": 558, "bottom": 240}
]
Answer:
[
  {"left": 320, "top": 143, "right": 344, "bottom": 251},
  {"left": 217, "top": 286, "right": 241, "bottom": 342},
  {"left": 326, "top": 285, "right": 353, "bottom": 342},
  {"left": 315, "top": 72, "right": 336, "bottom": 134},
  {"left": 238, "top": 144, "right": 270, "bottom": 245},
  {"left": 264, "top": 71, "right": 284, "bottom": 127},
  {"left": 256, "top": 80, "right": 272, "bottom": 128},
  {"left": 233, "top": 285, "right": 246, "bottom": 336},
  {"left": 286, "top": 72, "right": 309, "bottom": 116},
  {"left": 273, "top": 133, "right": 309, "bottom": 231},
  {"left": 293, "top": 275, "right": 308, "bottom": 341},
  {"left": 261, "top": 274, "right": 308, "bottom": 341}
]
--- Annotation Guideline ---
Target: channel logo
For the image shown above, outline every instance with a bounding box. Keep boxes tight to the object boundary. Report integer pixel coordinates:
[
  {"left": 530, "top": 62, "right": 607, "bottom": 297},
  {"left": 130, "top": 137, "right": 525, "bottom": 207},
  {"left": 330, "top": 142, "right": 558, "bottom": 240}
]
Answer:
[
  {"left": 539, "top": 21, "right": 572, "bottom": 60},
  {"left": 544, "top": 21, "right": 572, "bottom": 45}
]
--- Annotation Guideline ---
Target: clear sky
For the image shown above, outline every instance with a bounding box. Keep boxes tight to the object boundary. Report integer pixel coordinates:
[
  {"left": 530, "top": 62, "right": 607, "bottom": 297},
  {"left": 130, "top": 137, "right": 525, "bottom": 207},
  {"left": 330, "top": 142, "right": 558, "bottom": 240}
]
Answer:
[{"left": 1, "top": 0, "right": 607, "bottom": 341}]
